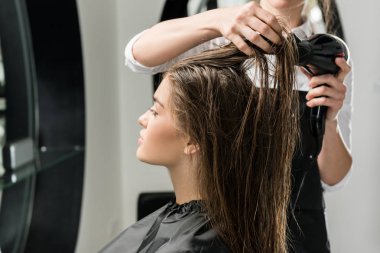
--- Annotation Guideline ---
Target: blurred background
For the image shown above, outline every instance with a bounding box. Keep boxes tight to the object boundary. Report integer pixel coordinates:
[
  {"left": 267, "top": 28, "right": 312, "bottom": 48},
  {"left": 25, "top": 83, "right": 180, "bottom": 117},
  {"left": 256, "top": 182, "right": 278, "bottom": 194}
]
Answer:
[{"left": 0, "top": 0, "right": 379, "bottom": 252}]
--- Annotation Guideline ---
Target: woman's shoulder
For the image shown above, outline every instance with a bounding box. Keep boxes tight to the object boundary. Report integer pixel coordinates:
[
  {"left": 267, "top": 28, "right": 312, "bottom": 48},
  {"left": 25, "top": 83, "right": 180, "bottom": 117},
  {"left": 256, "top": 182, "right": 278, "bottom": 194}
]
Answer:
[
  {"left": 98, "top": 200, "right": 231, "bottom": 252},
  {"left": 98, "top": 203, "right": 171, "bottom": 253},
  {"left": 155, "top": 200, "right": 231, "bottom": 252}
]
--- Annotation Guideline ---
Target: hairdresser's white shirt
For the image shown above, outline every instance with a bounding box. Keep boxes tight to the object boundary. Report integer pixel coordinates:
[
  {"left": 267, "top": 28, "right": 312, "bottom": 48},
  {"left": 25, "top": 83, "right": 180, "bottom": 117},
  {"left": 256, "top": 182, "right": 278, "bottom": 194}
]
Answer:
[{"left": 124, "top": 18, "right": 353, "bottom": 192}]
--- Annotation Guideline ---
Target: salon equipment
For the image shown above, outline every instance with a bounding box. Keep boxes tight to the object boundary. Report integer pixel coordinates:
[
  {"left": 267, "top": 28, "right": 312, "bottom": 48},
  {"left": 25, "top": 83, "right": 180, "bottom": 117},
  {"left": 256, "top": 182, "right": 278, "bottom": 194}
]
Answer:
[{"left": 294, "top": 33, "right": 350, "bottom": 138}]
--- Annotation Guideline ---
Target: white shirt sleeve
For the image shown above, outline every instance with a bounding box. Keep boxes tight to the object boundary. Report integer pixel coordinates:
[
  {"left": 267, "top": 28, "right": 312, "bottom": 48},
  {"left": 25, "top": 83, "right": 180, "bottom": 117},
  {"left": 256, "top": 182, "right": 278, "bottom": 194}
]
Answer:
[
  {"left": 322, "top": 59, "right": 354, "bottom": 192},
  {"left": 124, "top": 30, "right": 230, "bottom": 75}
]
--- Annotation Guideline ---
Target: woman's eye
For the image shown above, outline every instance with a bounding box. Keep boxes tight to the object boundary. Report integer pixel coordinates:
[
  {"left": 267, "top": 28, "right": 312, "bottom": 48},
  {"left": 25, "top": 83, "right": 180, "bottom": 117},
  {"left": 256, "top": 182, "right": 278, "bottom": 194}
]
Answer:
[{"left": 149, "top": 108, "right": 158, "bottom": 116}]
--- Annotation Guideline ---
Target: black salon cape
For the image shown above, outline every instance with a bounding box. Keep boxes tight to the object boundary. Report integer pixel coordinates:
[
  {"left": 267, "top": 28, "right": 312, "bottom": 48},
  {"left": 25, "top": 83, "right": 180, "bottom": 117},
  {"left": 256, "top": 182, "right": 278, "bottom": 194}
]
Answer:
[
  {"left": 99, "top": 200, "right": 230, "bottom": 253},
  {"left": 288, "top": 91, "right": 330, "bottom": 253}
]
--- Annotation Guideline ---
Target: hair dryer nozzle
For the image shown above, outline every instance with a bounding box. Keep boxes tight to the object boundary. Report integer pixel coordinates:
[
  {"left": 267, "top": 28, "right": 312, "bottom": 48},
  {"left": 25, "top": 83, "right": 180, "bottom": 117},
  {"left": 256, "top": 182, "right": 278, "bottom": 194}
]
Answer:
[
  {"left": 293, "top": 33, "right": 350, "bottom": 76},
  {"left": 292, "top": 33, "right": 350, "bottom": 145}
]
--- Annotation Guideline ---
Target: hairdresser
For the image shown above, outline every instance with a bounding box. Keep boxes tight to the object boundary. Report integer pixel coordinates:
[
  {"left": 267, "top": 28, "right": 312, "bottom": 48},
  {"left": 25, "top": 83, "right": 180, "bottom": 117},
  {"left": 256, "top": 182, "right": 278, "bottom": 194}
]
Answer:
[{"left": 125, "top": 1, "right": 353, "bottom": 252}]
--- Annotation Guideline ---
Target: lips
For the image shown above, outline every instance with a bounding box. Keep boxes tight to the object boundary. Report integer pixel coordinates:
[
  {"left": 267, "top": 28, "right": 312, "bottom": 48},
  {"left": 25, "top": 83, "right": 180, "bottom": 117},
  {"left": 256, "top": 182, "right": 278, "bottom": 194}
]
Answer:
[{"left": 138, "top": 132, "right": 144, "bottom": 144}]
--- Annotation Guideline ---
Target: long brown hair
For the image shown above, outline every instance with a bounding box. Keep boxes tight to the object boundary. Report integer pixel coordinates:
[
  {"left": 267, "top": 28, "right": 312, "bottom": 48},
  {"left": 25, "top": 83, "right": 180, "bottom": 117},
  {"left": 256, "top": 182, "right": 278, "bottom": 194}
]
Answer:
[
  {"left": 317, "top": 0, "right": 345, "bottom": 36},
  {"left": 165, "top": 29, "right": 300, "bottom": 252}
]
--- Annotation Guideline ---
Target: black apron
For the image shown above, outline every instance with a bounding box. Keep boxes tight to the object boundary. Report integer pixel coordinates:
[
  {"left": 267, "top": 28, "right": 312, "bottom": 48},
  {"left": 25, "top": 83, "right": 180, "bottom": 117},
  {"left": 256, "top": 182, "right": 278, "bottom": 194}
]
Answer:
[{"left": 288, "top": 91, "right": 330, "bottom": 253}]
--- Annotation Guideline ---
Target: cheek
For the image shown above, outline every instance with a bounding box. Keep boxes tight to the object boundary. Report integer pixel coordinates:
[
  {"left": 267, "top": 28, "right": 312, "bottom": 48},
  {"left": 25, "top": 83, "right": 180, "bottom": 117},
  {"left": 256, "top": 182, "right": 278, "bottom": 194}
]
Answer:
[{"left": 136, "top": 119, "right": 184, "bottom": 166}]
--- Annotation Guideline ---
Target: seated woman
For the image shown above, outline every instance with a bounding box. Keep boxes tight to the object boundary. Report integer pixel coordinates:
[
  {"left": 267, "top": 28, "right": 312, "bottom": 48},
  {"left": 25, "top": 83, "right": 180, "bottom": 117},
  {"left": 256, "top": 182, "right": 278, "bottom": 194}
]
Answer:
[{"left": 99, "top": 30, "right": 300, "bottom": 253}]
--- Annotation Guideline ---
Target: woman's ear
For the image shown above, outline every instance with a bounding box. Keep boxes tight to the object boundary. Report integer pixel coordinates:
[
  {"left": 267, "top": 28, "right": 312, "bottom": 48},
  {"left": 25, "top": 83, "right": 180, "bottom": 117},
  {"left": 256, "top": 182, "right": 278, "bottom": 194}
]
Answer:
[{"left": 184, "top": 142, "right": 200, "bottom": 155}]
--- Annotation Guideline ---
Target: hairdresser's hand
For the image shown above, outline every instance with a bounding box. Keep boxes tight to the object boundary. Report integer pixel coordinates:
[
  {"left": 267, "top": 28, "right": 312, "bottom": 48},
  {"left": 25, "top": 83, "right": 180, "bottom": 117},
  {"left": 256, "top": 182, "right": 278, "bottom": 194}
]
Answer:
[
  {"left": 214, "top": 2, "right": 282, "bottom": 55},
  {"left": 304, "top": 58, "right": 351, "bottom": 123}
]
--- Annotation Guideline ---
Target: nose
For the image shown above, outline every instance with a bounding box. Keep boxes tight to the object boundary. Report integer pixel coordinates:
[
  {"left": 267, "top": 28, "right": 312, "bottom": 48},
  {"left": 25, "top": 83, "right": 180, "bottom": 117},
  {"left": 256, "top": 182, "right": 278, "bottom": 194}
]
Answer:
[{"left": 138, "top": 111, "right": 148, "bottom": 128}]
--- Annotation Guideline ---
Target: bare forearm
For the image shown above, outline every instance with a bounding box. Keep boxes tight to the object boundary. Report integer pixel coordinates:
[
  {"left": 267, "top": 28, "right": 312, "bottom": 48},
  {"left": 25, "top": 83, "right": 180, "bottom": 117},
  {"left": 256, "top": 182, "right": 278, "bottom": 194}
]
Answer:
[
  {"left": 133, "top": 9, "right": 221, "bottom": 67},
  {"left": 317, "top": 119, "right": 352, "bottom": 185},
  {"left": 131, "top": 2, "right": 285, "bottom": 67}
]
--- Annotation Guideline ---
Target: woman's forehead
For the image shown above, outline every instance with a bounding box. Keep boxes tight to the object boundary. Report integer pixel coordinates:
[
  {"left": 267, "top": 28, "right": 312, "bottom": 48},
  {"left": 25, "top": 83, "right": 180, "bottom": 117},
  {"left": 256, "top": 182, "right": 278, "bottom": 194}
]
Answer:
[{"left": 154, "top": 76, "right": 173, "bottom": 108}]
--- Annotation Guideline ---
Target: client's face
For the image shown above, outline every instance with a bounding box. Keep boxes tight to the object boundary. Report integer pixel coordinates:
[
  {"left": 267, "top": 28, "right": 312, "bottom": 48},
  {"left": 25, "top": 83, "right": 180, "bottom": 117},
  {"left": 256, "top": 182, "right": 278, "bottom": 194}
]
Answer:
[{"left": 136, "top": 77, "right": 187, "bottom": 167}]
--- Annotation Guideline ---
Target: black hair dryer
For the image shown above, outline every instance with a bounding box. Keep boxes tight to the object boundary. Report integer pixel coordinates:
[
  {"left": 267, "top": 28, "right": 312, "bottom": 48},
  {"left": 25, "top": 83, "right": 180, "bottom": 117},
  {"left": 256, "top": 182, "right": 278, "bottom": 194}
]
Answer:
[{"left": 294, "top": 33, "right": 350, "bottom": 137}]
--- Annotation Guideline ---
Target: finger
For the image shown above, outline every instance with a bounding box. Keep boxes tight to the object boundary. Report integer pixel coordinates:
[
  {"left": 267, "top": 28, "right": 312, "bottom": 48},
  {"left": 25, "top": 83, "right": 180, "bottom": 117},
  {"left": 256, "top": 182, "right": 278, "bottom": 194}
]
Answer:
[
  {"left": 229, "top": 34, "right": 254, "bottom": 55},
  {"left": 335, "top": 57, "right": 351, "bottom": 82},
  {"left": 308, "top": 74, "right": 339, "bottom": 89},
  {"left": 306, "top": 96, "right": 340, "bottom": 109},
  {"left": 247, "top": 16, "right": 282, "bottom": 45},
  {"left": 239, "top": 26, "right": 272, "bottom": 53},
  {"left": 251, "top": 3, "right": 282, "bottom": 35},
  {"left": 306, "top": 85, "right": 345, "bottom": 102}
]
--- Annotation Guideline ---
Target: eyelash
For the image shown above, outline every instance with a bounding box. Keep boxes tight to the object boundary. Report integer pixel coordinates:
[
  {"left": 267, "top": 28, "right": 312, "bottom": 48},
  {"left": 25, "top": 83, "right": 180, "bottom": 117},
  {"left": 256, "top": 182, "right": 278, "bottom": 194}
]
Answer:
[{"left": 149, "top": 108, "right": 158, "bottom": 117}]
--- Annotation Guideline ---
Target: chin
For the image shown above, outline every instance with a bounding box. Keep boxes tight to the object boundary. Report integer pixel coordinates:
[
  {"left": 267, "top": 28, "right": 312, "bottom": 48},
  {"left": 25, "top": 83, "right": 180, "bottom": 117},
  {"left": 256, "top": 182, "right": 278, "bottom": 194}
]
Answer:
[
  {"left": 136, "top": 149, "right": 146, "bottom": 163},
  {"left": 136, "top": 150, "right": 157, "bottom": 165},
  {"left": 267, "top": 0, "right": 303, "bottom": 9},
  {"left": 136, "top": 155, "right": 150, "bottom": 164}
]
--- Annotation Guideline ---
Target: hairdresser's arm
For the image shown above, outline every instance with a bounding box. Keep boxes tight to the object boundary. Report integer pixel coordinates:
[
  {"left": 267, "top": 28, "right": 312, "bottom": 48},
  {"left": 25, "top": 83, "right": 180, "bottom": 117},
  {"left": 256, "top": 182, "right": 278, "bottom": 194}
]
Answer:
[
  {"left": 305, "top": 58, "right": 353, "bottom": 186},
  {"left": 132, "top": 2, "right": 282, "bottom": 67},
  {"left": 318, "top": 117, "right": 352, "bottom": 186}
]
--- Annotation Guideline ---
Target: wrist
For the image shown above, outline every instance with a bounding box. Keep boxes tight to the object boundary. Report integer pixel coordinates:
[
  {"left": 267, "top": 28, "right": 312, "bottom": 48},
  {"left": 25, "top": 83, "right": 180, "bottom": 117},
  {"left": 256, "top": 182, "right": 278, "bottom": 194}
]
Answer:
[
  {"left": 197, "top": 8, "right": 223, "bottom": 39},
  {"left": 325, "top": 119, "right": 339, "bottom": 132}
]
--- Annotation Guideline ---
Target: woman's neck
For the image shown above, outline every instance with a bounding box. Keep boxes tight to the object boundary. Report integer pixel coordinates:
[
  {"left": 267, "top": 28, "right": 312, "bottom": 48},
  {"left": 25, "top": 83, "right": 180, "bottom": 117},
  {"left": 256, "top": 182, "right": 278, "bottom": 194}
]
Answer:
[
  {"left": 260, "top": 1, "right": 304, "bottom": 29},
  {"left": 167, "top": 161, "right": 200, "bottom": 205}
]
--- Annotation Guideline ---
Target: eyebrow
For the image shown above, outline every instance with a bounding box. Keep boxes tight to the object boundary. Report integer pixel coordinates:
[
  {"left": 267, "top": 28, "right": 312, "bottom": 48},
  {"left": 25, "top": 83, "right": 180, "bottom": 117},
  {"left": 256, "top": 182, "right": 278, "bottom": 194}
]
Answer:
[{"left": 153, "top": 96, "right": 165, "bottom": 109}]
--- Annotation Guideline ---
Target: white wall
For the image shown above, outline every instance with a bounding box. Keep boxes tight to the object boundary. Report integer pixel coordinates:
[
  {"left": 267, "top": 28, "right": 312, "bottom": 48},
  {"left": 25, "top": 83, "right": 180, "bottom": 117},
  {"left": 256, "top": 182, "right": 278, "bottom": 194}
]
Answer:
[
  {"left": 75, "top": 1, "right": 122, "bottom": 252},
  {"left": 116, "top": 0, "right": 171, "bottom": 230},
  {"left": 325, "top": 1, "right": 380, "bottom": 252},
  {"left": 75, "top": 0, "right": 380, "bottom": 252},
  {"left": 75, "top": 1, "right": 169, "bottom": 252}
]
